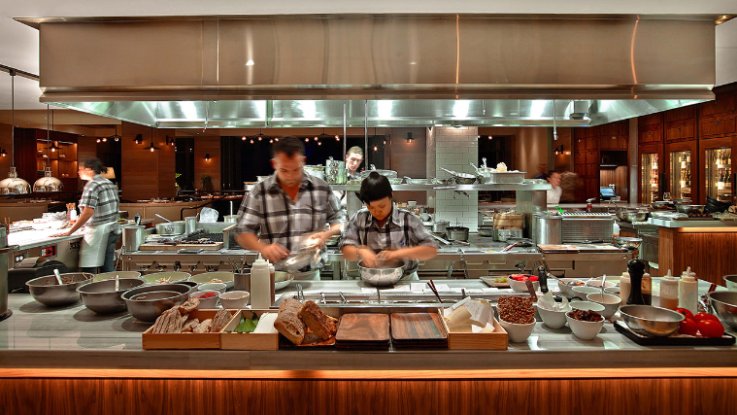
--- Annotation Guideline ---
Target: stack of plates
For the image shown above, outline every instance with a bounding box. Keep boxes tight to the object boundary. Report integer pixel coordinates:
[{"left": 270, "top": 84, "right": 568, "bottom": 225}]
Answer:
[
  {"left": 336, "top": 314, "right": 390, "bottom": 350},
  {"left": 390, "top": 313, "right": 448, "bottom": 349}
]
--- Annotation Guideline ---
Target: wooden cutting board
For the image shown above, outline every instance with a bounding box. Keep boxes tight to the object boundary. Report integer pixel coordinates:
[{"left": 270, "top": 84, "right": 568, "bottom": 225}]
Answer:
[
  {"left": 390, "top": 313, "right": 448, "bottom": 341},
  {"left": 336, "top": 314, "right": 390, "bottom": 343}
]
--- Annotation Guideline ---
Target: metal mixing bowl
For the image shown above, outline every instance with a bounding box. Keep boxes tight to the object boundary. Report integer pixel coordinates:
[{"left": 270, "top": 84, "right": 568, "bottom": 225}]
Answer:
[
  {"left": 619, "top": 305, "right": 684, "bottom": 337},
  {"left": 121, "top": 284, "right": 190, "bottom": 322},
  {"left": 708, "top": 291, "right": 737, "bottom": 331},
  {"left": 26, "top": 272, "right": 94, "bottom": 307},
  {"left": 675, "top": 204, "right": 705, "bottom": 215},
  {"left": 77, "top": 278, "right": 145, "bottom": 314},
  {"left": 358, "top": 260, "right": 405, "bottom": 287}
]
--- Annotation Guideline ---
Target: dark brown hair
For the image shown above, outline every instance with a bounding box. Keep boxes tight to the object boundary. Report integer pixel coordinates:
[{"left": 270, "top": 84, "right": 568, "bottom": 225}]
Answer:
[
  {"left": 82, "top": 158, "right": 107, "bottom": 175},
  {"left": 272, "top": 136, "right": 305, "bottom": 157}
]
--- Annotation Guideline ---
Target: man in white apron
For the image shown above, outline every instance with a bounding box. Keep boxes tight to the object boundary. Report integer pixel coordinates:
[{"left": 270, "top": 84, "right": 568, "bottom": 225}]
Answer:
[{"left": 53, "top": 158, "right": 120, "bottom": 273}]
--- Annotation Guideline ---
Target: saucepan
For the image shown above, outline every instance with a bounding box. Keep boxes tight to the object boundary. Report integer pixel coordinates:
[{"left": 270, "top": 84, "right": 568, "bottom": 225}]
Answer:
[{"left": 440, "top": 168, "right": 476, "bottom": 184}]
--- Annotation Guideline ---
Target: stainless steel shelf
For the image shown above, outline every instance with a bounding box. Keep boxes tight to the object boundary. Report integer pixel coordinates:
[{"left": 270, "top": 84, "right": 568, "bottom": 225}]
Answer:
[{"left": 330, "top": 183, "right": 552, "bottom": 192}]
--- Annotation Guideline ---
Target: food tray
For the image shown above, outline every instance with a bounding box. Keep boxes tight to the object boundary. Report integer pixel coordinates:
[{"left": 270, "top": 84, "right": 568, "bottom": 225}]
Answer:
[
  {"left": 439, "top": 311, "right": 508, "bottom": 350},
  {"left": 220, "top": 309, "right": 279, "bottom": 351},
  {"left": 142, "top": 309, "right": 234, "bottom": 350},
  {"left": 614, "top": 320, "right": 735, "bottom": 346},
  {"left": 480, "top": 276, "right": 510, "bottom": 289}
]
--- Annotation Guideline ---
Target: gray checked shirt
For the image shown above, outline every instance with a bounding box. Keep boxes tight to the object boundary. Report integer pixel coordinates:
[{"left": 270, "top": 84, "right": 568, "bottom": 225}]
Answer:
[
  {"left": 78, "top": 175, "right": 120, "bottom": 228},
  {"left": 340, "top": 206, "right": 436, "bottom": 275},
  {"left": 236, "top": 173, "right": 345, "bottom": 252}
]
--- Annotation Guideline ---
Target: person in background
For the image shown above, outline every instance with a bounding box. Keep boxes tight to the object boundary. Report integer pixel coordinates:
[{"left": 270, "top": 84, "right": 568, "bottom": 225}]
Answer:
[
  {"left": 544, "top": 170, "right": 563, "bottom": 205},
  {"left": 235, "top": 137, "right": 345, "bottom": 275},
  {"left": 52, "top": 158, "right": 120, "bottom": 273},
  {"left": 345, "top": 146, "right": 364, "bottom": 179},
  {"left": 341, "top": 172, "right": 437, "bottom": 281}
]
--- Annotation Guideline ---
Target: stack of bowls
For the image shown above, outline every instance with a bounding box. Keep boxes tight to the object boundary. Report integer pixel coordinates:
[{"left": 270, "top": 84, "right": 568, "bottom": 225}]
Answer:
[
  {"left": 78, "top": 278, "right": 145, "bottom": 314},
  {"left": 122, "top": 284, "right": 190, "bottom": 322}
]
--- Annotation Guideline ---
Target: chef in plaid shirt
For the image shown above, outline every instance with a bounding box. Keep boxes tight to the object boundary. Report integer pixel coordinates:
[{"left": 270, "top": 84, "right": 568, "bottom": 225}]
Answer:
[
  {"left": 235, "top": 137, "right": 345, "bottom": 269},
  {"left": 340, "top": 172, "right": 437, "bottom": 281}
]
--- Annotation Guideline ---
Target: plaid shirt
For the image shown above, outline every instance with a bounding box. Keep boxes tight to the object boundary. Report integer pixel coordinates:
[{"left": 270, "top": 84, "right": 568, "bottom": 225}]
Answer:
[
  {"left": 340, "top": 206, "right": 436, "bottom": 275},
  {"left": 236, "top": 173, "right": 345, "bottom": 251},
  {"left": 78, "top": 175, "right": 120, "bottom": 227}
]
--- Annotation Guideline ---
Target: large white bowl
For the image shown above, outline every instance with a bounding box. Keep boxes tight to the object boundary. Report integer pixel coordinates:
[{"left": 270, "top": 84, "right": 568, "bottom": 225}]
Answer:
[
  {"left": 198, "top": 282, "right": 227, "bottom": 294},
  {"left": 274, "top": 271, "right": 294, "bottom": 290},
  {"left": 536, "top": 304, "right": 571, "bottom": 329},
  {"left": 557, "top": 278, "right": 586, "bottom": 298},
  {"left": 586, "top": 293, "right": 622, "bottom": 318},
  {"left": 509, "top": 279, "right": 539, "bottom": 293},
  {"left": 570, "top": 300, "right": 606, "bottom": 313},
  {"left": 585, "top": 280, "right": 617, "bottom": 289},
  {"left": 190, "top": 271, "right": 235, "bottom": 289},
  {"left": 566, "top": 311, "right": 604, "bottom": 340},
  {"left": 499, "top": 318, "right": 536, "bottom": 343},
  {"left": 143, "top": 271, "right": 191, "bottom": 285},
  {"left": 571, "top": 286, "right": 600, "bottom": 300},
  {"left": 220, "top": 290, "right": 250, "bottom": 309}
]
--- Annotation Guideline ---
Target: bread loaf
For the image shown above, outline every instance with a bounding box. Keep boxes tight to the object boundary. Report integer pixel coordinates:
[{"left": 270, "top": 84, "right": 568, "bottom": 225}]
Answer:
[
  {"left": 298, "top": 300, "right": 337, "bottom": 340},
  {"left": 274, "top": 298, "right": 305, "bottom": 345}
]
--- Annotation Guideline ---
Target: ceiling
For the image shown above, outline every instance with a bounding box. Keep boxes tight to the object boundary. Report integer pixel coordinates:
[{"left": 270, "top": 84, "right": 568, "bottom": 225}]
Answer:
[{"left": 1, "top": 1, "right": 737, "bottom": 128}]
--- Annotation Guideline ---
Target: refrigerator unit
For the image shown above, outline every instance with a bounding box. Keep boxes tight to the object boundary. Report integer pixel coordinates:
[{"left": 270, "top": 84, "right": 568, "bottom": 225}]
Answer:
[
  {"left": 665, "top": 141, "right": 698, "bottom": 202},
  {"left": 638, "top": 143, "right": 663, "bottom": 204},
  {"left": 700, "top": 137, "right": 736, "bottom": 204}
]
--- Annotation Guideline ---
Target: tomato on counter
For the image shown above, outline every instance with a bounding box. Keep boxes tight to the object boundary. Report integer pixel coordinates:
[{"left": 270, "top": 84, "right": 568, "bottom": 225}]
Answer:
[
  {"left": 697, "top": 319, "right": 725, "bottom": 338},
  {"left": 675, "top": 308, "right": 693, "bottom": 319},
  {"left": 509, "top": 274, "right": 538, "bottom": 282},
  {"left": 678, "top": 317, "right": 699, "bottom": 336},
  {"left": 694, "top": 312, "right": 720, "bottom": 323}
]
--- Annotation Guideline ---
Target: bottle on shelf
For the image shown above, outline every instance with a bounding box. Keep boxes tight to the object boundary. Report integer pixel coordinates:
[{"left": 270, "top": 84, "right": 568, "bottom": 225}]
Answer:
[
  {"left": 678, "top": 267, "right": 698, "bottom": 314},
  {"left": 250, "top": 254, "right": 272, "bottom": 309},
  {"left": 642, "top": 272, "right": 652, "bottom": 306},
  {"left": 660, "top": 270, "right": 679, "bottom": 310}
]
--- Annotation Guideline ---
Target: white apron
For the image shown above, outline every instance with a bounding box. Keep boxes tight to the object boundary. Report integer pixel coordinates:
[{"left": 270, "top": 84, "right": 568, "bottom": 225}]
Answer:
[{"left": 79, "top": 222, "right": 115, "bottom": 268}]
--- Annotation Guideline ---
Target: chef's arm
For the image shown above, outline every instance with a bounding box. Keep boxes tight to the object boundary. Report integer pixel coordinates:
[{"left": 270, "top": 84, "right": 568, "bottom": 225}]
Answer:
[
  {"left": 341, "top": 244, "right": 374, "bottom": 262},
  {"left": 66, "top": 207, "right": 94, "bottom": 235},
  {"left": 236, "top": 232, "right": 267, "bottom": 252},
  {"left": 389, "top": 245, "right": 437, "bottom": 261}
]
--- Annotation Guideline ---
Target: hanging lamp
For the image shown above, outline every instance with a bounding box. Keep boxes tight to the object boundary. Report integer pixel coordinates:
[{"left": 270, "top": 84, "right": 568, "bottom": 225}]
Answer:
[
  {"left": 33, "top": 105, "right": 63, "bottom": 192},
  {"left": 0, "top": 71, "right": 31, "bottom": 195}
]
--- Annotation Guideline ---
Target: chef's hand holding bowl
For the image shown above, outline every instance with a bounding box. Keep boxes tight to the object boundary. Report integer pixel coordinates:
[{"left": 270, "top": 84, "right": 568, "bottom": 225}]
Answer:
[{"left": 259, "top": 243, "right": 289, "bottom": 263}]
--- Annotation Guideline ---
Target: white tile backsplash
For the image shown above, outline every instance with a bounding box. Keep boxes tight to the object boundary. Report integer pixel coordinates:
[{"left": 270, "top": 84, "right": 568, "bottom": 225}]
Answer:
[{"left": 434, "top": 126, "right": 479, "bottom": 231}]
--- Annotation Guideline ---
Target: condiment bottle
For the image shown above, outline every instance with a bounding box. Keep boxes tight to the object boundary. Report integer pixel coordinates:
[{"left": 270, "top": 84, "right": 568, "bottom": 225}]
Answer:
[
  {"left": 250, "top": 254, "right": 272, "bottom": 309},
  {"left": 679, "top": 267, "right": 698, "bottom": 314},
  {"left": 642, "top": 272, "right": 652, "bottom": 305},
  {"left": 660, "top": 271, "right": 679, "bottom": 310},
  {"left": 619, "top": 272, "right": 631, "bottom": 305},
  {"left": 626, "top": 259, "right": 646, "bottom": 305}
]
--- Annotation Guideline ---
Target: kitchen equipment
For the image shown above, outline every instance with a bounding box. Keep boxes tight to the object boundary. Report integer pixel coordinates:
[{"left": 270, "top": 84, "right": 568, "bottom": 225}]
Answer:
[
  {"left": 155, "top": 220, "right": 186, "bottom": 236},
  {"left": 478, "top": 227, "right": 494, "bottom": 237},
  {"left": 498, "top": 318, "right": 536, "bottom": 343},
  {"left": 121, "top": 283, "right": 190, "bottom": 322},
  {"left": 708, "top": 291, "right": 737, "bottom": 331},
  {"left": 675, "top": 204, "right": 706, "bottom": 215},
  {"left": 336, "top": 314, "right": 390, "bottom": 349},
  {"left": 432, "top": 220, "right": 449, "bottom": 234},
  {"left": 618, "top": 305, "right": 684, "bottom": 337},
  {"left": 154, "top": 214, "right": 172, "bottom": 223},
  {"left": 559, "top": 212, "right": 615, "bottom": 243},
  {"left": 388, "top": 178, "right": 403, "bottom": 185},
  {"left": 77, "top": 278, "right": 145, "bottom": 314},
  {"left": 532, "top": 212, "right": 562, "bottom": 244},
  {"left": 565, "top": 311, "right": 604, "bottom": 340},
  {"left": 446, "top": 226, "right": 469, "bottom": 242},
  {"left": 190, "top": 271, "right": 235, "bottom": 289},
  {"left": 617, "top": 208, "right": 636, "bottom": 222},
  {"left": 358, "top": 260, "right": 404, "bottom": 287},
  {"left": 403, "top": 177, "right": 429, "bottom": 185},
  {"left": 615, "top": 236, "right": 643, "bottom": 260},
  {"left": 26, "top": 272, "right": 94, "bottom": 307},
  {"left": 627, "top": 210, "right": 649, "bottom": 223},
  {"left": 184, "top": 216, "right": 197, "bottom": 234},
  {"left": 304, "top": 165, "right": 325, "bottom": 179},
  {"left": 614, "top": 320, "right": 735, "bottom": 346},
  {"left": 488, "top": 171, "right": 526, "bottom": 185},
  {"left": 585, "top": 293, "right": 622, "bottom": 318},
  {"left": 440, "top": 168, "right": 476, "bottom": 184},
  {"left": 220, "top": 290, "right": 250, "bottom": 309},
  {"left": 122, "top": 225, "right": 145, "bottom": 252},
  {"left": 325, "top": 158, "right": 347, "bottom": 184},
  {"left": 142, "top": 271, "right": 191, "bottom": 285}
]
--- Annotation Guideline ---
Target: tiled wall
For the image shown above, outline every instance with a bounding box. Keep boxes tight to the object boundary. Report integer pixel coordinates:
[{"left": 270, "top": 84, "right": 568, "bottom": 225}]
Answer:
[{"left": 432, "top": 126, "right": 479, "bottom": 231}]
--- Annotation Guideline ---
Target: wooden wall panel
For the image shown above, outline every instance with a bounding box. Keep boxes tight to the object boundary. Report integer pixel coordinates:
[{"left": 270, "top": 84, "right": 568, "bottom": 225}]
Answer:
[
  {"left": 1, "top": 377, "right": 736, "bottom": 415},
  {"left": 120, "top": 123, "right": 176, "bottom": 201},
  {"left": 659, "top": 227, "right": 737, "bottom": 283},
  {"left": 194, "top": 135, "right": 221, "bottom": 192}
]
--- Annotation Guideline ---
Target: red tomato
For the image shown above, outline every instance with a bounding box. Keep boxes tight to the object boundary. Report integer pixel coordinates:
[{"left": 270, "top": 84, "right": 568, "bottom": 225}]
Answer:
[
  {"left": 679, "top": 317, "right": 699, "bottom": 336},
  {"left": 694, "top": 312, "right": 720, "bottom": 323},
  {"left": 528, "top": 276, "right": 539, "bottom": 282},
  {"left": 675, "top": 308, "right": 693, "bottom": 319},
  {"left": 697, "top": 318, "right": 725, "bottom": 338}
]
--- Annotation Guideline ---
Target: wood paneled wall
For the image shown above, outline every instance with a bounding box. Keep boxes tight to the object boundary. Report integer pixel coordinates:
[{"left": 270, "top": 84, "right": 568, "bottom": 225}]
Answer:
[
  {"left": 600, "top": 166, "right": 629, "bottom": 201},
  {"left": 659, "top": 227, "right": 737, "bottom": 283},
  {"left": 194, "top": 136, "right": 221, "bottom": 192},
  {"left": 120, "top": 122, "right": 176, "bottom": 202}
]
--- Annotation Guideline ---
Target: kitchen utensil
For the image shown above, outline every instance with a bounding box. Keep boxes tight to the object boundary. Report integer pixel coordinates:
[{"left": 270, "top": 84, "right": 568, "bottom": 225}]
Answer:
[
  {"left": 440, "top": 167, "right": 476, "bottom": 184},
  {"left": 430, "top": 233, "right": 451, "bottom": 245},
  {"left": 357, "top": 260, "right": 404, "bottom": 287},
  {"left": 488, "top": 171, "right": 525, "bottom": 184},
  {"left": 336, "top": 314, "right": 390, "bottom": 349},
  {"left": 533, "top": 212, "right": 562, "bottom": 244},
  {"left": 220, "top": 290, "right": 250, "bottom": 309},
  {"left": 585, "top": 293, "right": 621, "bottom": 318},
  {"left": 498, "top": 318, "right": 536, "bottom": 343},
  {"left": 708, "top": 291, "right": 737, "bottom": 330},
  {"left": 427, "top": 280, "right": 443, "bottom": 303},
  {"left": 122, "top": 225, "right": 145, "bottom": 252},
  {"left": 184, "top": 216, "right": 197, "bottom": 234},
  {"left": 390, "top": 313, "right": 448, "bottom": 348},
  {"left": 613, "top": 320, "right": 735, "bottom": 346},
  {"left": 77, "top": 278, "right": 145, "bottom": 314},
  {"left": 142, "top": 271, "right": 191, "bottom": 285},
  {"left": 446, "top": 226, "right": 469, "bottom": 242},
  {"left": 190, "top": 271, "right": 236, "bottom": 288},
  {"left": 53, "top": 268, "right": 63, "bottom": 285},
  {"left": 618, "top": 305, "right": 684, "bottom": 337},
  {"left": 357, "top": 166, "right": 398, "bottom": 179},
  {"left": 26, "top": 272, "right": 94, "bottom": 307},
  {"left": 154, "top": 214, "right": 172, "bottom": 223},
  {"left": 121, "top": 284, "right": 190, "bottom": 322},
  {"left": 155, "top": 220, "right": 186, "bottom": 236},
  {"left": 432, "top": 220, "right": 449, "bottom": 234},
  {"left": 190, "top": 290, "right": 219, "bottom": 309},
  {"left": 536, "top": 304, "right": 570, "bottom": 329}
]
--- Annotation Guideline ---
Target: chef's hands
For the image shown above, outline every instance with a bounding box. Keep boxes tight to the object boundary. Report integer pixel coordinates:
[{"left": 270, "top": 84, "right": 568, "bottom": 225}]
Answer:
[
  {"left": 259, "top": 243, "right": 289, "bottom": 263},
  {"left": 377, "top": 250, "right": 400, "bottom": 263},
  {"left": 50, "top": 231, "right": 72, "bottom": 238},
  {"left": 357, "top": 247, "right": 379, "bottom": 268},
  {"left": 304, "top": 231, "right": 329, "bottom": 248}
]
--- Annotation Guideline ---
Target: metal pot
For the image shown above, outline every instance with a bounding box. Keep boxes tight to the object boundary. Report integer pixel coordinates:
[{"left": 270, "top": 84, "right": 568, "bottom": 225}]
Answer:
[
  {"left": 533, "top": 212, "right": 562, "bottom": 244},
  {"left": 446, "top": 226, "right": 469, "bottom": 241},
  {"left": 675, "top": 204, "right": 705, "bottom": 215},
  {"left": 155, "top": 221, "right": 185, "bottom": 236},
  {"left": 433, "top": 220, "right": 449, "bottom": 234},
  {"left": 358, "top": 260, "right": 404, "bottom": 287}
]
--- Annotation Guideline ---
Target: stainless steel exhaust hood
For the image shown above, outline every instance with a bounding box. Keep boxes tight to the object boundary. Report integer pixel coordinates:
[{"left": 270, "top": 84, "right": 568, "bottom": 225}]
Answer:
[{"left": 23, "top": 14, "right": 716, "bottom": 127}]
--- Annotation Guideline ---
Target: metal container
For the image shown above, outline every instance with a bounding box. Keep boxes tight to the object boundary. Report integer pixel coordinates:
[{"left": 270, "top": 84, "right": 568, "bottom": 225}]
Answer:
[
  {"left": 93, "top": 271, "right": 142, "bottom": 282},
  {"left": 26, "top": 272, "right": 94, "bottom": 307},
  {"left": 358, "top": 168, "right": 398, "bottom": 179},
  {"left": 304, "top": 165, "right": 325, "bottom": 180},
  {"left": 708, "top": 291, "right": 737, "bottom": 330},
  {"left": 619, "top": 305, "right": 684, "bottom": 337},
  {"left": 433, "top": 220, "right": 449, "bottom": 234},
  {"left": 122, "top": 225, "right": 145, "bottom": 252},
  {"left": 184, "top": 216, "right": 197, "bottom": 234},
  {"left": 675, "top": 204, "right": 706, "bottom": 215},
  {"left": 155, "top": 220, "right": 185, "bottom": 236},
  {"left": 446, "top": 226, "right": 469, "bottom": 241},
  {"left": 561, "top": 212, "right": 614, "bottom": 243},
  {"left": 358, "top": 260, "right": 404, "bottom": 287},
  {"left": 77, "top": 278, "right": 145, "bottom": 314},
  {"left": 533, "top": 212, "right": 562, "bottom": 244},
  {"left": 488, "top": 171, "right": 525, "bottom": 184},
  {"left": 325, "top": 159, "right": 347, "bottom": 184},
  {"left": 121, "top": 284, "right": 190, "bottom": 322}
]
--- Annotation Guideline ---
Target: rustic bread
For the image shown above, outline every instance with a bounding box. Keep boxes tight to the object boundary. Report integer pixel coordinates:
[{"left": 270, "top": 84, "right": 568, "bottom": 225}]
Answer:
[
  {"left": 298, "top": 300, "right": 337, "bottom": 340},
  {"left": 211, "top": 309, "right": 232, "bottom": 333},
  {"left": 274, "top": 298, "right": 305, "bottom": 345}
]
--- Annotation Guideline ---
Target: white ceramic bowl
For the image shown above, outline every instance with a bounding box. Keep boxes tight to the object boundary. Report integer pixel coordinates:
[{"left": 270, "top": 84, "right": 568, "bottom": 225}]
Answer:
[
  {"left": 274, "top": 271, "right": 294, "bottom": 290},
  {"left": 220, "top": 290, "right": 250, "bottom": 309},
  {"left": 557, "top": 278, "right": 586, "bottom": 298},
  {"left": 498, "top": 318, "right": 536, "bottom": 343},
  {"left": 536, "top": 303, "right": 571, "bottom": 329},
  {"left": 604, "top": 286, "right": 621, "bottom": 295},
  {"left": 143, "top": 271, "right": 191, "bottom": 285},
  {"left": 509, "top": 279, "right": 540, "bottom": 293},
  {"left": 571, "top": 286, "right": 600, "bottom": 300},
  {"left": 190, "top": 272, "right": 235, "bottom": 289},
  {"left": 569, "top": 300, "right": 606, "bottom": 313},
  {"left": 585, "top": 280, "right": 617, "bottom": 289},
  {"left": 566, "top": 311, "right": 605, "bottom": 340},
  {"left": 198, "top": 282, "right": 227, "bottom": 294},
  {"left": 586, "top": 293, "right": 622, "bottom": 318},
  {"left": 190, "top": 290, "right": 219, "bottom": 309}
]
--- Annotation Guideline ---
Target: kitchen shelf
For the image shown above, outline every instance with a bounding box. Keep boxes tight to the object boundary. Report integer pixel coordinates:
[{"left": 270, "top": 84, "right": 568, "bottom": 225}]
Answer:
[{"left": 328, "top": 183, "right": 552, "bottom": 192}]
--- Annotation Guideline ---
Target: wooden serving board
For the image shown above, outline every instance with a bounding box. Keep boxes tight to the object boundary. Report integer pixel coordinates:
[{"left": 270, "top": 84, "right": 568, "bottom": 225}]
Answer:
[
  {"left": 139, "top": 242, "right": 224, "bottom": 251},
  {"left": 336, "top": 314, "right": 390, "bottom": 343},
  {"left": 390, "top": 313, "right": 448, "bottom": 341}
]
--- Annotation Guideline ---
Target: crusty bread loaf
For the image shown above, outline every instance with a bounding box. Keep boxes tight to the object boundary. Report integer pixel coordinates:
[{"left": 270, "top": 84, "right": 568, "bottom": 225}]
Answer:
[
  {"left": 274, "top": 298, "right": 305, "bottom": 345},
  {"left": 211, "top": 309, "right": 232, "bottom": 333},
  {"left": 298, "top": 300, "right": 337, "bottom": 341}
]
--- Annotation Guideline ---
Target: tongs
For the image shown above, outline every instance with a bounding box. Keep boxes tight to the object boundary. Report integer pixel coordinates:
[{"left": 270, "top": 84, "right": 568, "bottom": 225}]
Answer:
[{"left": 427, "top": 280, "right": 444, "bottom": 304}]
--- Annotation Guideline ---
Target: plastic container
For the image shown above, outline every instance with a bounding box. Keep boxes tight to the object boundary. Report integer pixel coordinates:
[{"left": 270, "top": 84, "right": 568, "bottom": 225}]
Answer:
[
  {"left": 619, "top": 273, "right": 631, "bottom": 305},
  {"left": 660, "top": 276, "right": 680, "bottom": 310},
  {"left": 250, "top": 255, "right": 272, "bottom": 309},
  {"left": 678, "top": 268, "right": 698, "bottom": 314}
]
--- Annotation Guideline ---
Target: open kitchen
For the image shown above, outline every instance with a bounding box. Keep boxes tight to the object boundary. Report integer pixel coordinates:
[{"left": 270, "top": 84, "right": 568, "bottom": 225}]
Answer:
[{"left": 1, "top": 6, "right": 737, "bottom": 415}]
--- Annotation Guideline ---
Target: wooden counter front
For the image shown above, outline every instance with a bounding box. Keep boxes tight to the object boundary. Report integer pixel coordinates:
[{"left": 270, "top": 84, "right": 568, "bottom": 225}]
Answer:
[{"left": 659, "top": 226, "right": 737, "bottom": 283}]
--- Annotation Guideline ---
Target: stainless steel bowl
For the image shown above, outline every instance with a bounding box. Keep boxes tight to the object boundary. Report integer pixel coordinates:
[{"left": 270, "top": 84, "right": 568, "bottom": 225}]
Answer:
[
  {"left": 446, "top": 226, "right": 469, "bottom": 241},
  {"left": 627, "top": 210, "right": 649, "bottom": 223},
  {"left": 121, "top": 284, "right": 190, "bottom": 322},
  {"left": 708, "top": 291, "right": 737, "bottom": 330},
  {"left": 614, "top": 236, "right": 643, "bottom": 250},
  {"left": 77, "top": 278, "right": 145, "bottom": 314},
  {"left": 155, "top": 220, "right": 185, "bottom": 236},
  {"left": 358, "top": 260, "right": 404, "bottom": 287},
  {"left": 26, "top": 273, "right": 94, "bottom": 307},
  {"left": 675, "top": 204, "right": 705, "bottom": 215},
  {"left": 619, "top": 305, "right": 684, "bottom": 337}
]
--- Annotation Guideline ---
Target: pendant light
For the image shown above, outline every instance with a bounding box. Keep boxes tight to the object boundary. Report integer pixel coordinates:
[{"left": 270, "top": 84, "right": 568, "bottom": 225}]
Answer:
[
  {"left": 147, "top": 127, "right": 159, "bottom": 152},
  {"left": 552, "top": 100, "right": 559, "bottom": 141},
  {"left": 0, "top": 71, "right": 31, "bottom": 195},
  {"left": 33, "top": 104, "right": 63, "bottom": 192}
]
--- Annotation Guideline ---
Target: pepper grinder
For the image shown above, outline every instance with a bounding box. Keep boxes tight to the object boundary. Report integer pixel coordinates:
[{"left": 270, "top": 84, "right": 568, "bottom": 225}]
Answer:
[{"left": 626, "top": 259, "right": 646, "bottom": 305}]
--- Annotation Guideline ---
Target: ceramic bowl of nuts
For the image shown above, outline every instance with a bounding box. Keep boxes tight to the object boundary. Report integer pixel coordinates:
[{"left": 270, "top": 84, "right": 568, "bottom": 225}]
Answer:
[
  {"left": 566, "top": 309, "right": 605, "bottom": 340},
  {"left": 496, "top": 296, "right": 537, "bottom": 343}
]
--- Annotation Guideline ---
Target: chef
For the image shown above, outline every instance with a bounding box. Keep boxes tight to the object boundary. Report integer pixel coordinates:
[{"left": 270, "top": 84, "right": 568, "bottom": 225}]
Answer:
[
  {"left": 545, "top": 171, "right": 563, "bottom": 205},
  {"left": 345, "top": 146, "right": 364, "bottom": 179},
  {"left": 235, "top": 137, "right": 345, "bottom": 278},
  {"left": 52, "top": 158, "right": 120, "bottom": 273},
  {"left": 340, "top": 172, "right": 437, "bottom": 281}
]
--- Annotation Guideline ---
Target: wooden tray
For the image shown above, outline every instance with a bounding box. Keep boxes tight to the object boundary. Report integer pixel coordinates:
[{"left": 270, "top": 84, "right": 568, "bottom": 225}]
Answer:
[
  {"left": 220, "top": 309, "right": 279, "bottom": 351},
  {"left": 336, "top": 314, "right": 390, "bottom": 343},
  {"left": 439, "top": 312, "right": 509, "bottom": 350},
  {"left": 614, "top": 320, "right": 736, "bottom": 346},
  {"left": 390, "top": 312, "right": 448, "bottom": 342},
  {"left": 139, "top": 242, "right": 223, "bottom": 251},
  {"left": 142, "top": 309, "right": 233, "bottom": 350}
]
